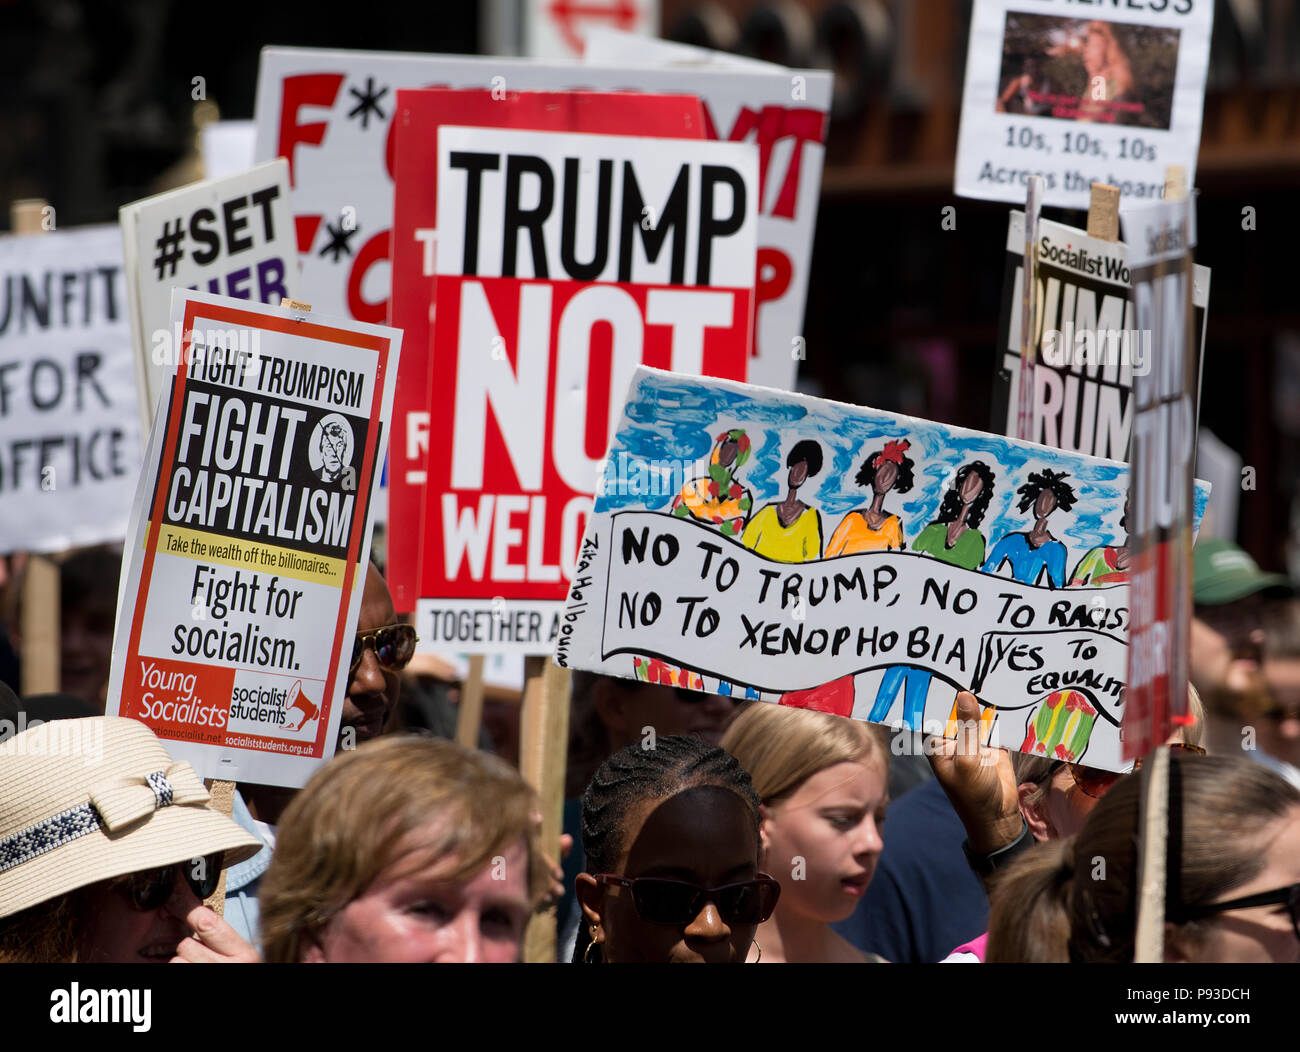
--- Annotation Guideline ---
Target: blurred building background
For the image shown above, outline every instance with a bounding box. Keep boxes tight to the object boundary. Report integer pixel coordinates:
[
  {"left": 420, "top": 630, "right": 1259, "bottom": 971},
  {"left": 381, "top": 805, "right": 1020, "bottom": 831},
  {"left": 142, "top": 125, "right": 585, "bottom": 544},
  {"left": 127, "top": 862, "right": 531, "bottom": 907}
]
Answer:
[{"left": 2, "top": 0, "right": 1296, "bottom": 577}]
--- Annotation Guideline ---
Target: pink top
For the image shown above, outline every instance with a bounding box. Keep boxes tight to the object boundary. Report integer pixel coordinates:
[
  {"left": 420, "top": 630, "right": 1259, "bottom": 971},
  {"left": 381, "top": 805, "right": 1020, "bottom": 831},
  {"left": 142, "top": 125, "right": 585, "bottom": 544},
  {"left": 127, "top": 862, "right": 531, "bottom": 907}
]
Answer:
[{"left": 943, "top": 932, "right": 988, "bottom": 963}]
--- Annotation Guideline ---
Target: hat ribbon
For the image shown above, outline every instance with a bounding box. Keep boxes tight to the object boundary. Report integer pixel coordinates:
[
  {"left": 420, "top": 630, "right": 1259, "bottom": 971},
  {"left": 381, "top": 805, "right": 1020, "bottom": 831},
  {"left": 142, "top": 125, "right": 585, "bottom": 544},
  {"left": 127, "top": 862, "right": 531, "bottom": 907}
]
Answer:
[
  {"left": 89, "top": 762, "right": 210, "bottom": 832},
  {"left": 0, "top": 763, "right": 209, "bottom": 875}
]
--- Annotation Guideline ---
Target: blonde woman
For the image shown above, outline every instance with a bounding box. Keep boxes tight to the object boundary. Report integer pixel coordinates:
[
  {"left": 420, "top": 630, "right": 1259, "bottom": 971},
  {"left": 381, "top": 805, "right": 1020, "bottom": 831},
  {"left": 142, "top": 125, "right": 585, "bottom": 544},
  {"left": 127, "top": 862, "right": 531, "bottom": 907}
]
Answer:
[
  {"left": 1048, "top": 20, "right": 1135, "bottom": 122},
  {"left": 722, "top": 703, "right": 890, "bottom": 962}
]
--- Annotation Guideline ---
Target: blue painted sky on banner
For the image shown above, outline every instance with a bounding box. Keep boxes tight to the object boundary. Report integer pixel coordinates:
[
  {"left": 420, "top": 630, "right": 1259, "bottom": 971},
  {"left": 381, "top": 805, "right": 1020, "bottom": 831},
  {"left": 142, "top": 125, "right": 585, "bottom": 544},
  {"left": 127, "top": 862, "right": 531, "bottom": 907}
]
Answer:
[{"left": 598, "top": 368, "right": 1211, "bottom": 562}]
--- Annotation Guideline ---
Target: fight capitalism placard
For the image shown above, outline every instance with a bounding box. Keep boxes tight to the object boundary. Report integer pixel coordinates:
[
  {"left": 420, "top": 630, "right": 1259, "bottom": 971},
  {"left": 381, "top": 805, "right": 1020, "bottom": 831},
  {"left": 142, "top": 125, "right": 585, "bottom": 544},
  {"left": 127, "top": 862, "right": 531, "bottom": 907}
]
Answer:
[{"left": 106, "top": 291, "right": 400, "bottom": 787}]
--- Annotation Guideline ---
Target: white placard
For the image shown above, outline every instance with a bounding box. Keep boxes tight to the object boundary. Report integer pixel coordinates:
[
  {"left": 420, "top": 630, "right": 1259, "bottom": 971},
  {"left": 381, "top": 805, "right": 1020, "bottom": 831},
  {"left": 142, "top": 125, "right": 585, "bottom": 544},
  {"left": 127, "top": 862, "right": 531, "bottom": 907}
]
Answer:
[
  {"left": 955, "top": 0, "right": 1214, "bottom": 208},
  {"left": 0, "top": 225, "right": 142, "bottom": 554}
]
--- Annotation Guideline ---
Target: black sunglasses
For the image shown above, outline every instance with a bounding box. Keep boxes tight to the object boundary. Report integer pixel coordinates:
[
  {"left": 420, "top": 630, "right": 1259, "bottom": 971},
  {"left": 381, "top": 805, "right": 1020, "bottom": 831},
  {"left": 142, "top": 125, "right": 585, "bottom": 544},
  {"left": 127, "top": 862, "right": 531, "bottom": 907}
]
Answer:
[
  {"left": 351, "top": 623, "right": 418, "bottom": 674},
  {"left": 595, "top": 873, "right": 781, "bottom": 926},
  {"left": 115, "top": 853, "right": 224, "bottom": 911},
  {"left": 1174, "top": 882, "right": 1300, "bottom": 941}
]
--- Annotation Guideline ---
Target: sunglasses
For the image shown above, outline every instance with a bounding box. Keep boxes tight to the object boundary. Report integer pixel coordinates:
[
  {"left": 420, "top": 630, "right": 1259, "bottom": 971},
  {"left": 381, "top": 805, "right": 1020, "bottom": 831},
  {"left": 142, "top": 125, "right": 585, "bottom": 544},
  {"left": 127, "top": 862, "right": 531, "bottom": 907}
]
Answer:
[
  {"left": 114, "top": 853, "right": 224, "bottom": 911},
  {"left": 595, "top": 873, "right": 781, "bottom": 926},
  {"left": 1055, "top": 743, "right": 1207, "bottom": 799},
  {"left": 351, "top": 623, "right": 418, "bottom": 675},
  {"left": 1174, "top": 882, "right": 1300, "bottom": 941}
]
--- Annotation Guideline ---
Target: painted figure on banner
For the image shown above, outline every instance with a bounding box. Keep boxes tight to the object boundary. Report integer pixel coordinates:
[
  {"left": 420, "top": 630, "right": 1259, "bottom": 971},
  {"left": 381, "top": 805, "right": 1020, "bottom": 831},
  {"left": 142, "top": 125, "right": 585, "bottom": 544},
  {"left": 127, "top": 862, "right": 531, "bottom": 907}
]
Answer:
[
  {"left": 741, "top": 440, "right": 825, "bottom": 563},
  {"left": 825, "top": 440, "right": 914, "bottom": 556},
  {"left": 662, "top": 428, "right": 757, "bottom": 698},
  {"left": 672, "top": 429, "right": 754, "bottom": 538},
  {"left": 912, "top": 461, "right": 997, "bottom": 570},
  {"left": 982, "top": 469, "right": 1078, "bottom": 588},
  {"left": 1070, "top": 497, "right": 1130, "bottom": 586}
]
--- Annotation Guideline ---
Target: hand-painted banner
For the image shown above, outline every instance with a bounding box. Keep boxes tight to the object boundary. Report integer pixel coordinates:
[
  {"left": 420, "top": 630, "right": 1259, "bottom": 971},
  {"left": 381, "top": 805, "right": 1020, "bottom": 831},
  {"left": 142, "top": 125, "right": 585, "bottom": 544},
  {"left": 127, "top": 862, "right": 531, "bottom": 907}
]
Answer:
[
  {"left": 387, "top": 87, "right": 707, "bottom": 613},
  {"left": 414, "top": 128, "right": 757, "bottom": 655},
  {"left": 955, "top": 0, "right": 1214, "bottom": 209},
  {"left": 992, "top": 210, "right": 1209, "bottom": 458},
  {"left": 120, "top": 160, "right": 298, "bottom": 430},
  {"left": 0, "top": 225, "right": 141, "bottom": 554},
  {"left": 556, "top": 367, "right": 1212, "bottom": 773},
  {"left": 106, "top": 291, "right": 400, "bottom": 787}
]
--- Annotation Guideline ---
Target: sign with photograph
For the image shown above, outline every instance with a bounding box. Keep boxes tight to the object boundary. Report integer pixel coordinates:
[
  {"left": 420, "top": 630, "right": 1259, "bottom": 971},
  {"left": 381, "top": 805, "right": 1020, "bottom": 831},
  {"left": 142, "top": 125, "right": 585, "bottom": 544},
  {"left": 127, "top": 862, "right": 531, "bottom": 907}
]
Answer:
[{"left": 955, "top": 0, "right": 1215, "bottom": 208}]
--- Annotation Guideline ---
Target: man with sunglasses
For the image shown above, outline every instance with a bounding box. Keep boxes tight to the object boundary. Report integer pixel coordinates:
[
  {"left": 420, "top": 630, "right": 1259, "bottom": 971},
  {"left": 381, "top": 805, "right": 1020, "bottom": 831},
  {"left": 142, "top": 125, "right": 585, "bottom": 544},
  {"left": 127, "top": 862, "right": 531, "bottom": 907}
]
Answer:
[{"left": 226, "top": 562, "right": 417, "bottom": 945}]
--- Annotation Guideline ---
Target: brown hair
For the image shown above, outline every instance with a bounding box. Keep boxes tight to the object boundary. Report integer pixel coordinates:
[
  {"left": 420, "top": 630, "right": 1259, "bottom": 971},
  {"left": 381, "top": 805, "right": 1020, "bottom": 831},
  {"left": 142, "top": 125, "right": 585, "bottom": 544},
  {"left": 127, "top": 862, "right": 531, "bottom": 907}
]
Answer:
[
  {"left": 0, "top": 890, "right": 86, "bottom": 963},
  {"left": 988, "top": 753, "right": 1300, "bottom": 962},
  {"left": 721, "top": 703, "right": 886, "bottom": 804},
  {"left": 259, "top": 735, "right": 547, "bottom": 962}
]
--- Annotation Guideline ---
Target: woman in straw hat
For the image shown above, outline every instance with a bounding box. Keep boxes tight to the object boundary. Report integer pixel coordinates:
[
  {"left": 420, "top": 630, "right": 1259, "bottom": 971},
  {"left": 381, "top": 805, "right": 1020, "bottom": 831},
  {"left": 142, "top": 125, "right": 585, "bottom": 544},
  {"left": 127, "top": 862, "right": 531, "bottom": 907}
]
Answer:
[{"left": 0, "top": 715, "right": 262, "bottom": 963}]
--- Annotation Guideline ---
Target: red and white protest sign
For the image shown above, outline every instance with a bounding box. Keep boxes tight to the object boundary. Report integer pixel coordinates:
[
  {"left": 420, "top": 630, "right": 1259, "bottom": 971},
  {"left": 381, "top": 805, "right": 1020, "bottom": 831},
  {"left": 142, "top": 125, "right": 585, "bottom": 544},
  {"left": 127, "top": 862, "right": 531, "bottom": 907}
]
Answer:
[
  {"left": 253, "top": 46, "right": 829, "bottom": 387},
  {"left": 106, "top": 291, "right": 400, "bottom": 787},
  {"left": 1121, "top": 197, "right": 1197, "bottom": 759},
  {"left": 415, "top": 126, "right": 757, "bottom": 653},
  {"left": 387, "top": 87, "right": 707, "bottom": 612}
]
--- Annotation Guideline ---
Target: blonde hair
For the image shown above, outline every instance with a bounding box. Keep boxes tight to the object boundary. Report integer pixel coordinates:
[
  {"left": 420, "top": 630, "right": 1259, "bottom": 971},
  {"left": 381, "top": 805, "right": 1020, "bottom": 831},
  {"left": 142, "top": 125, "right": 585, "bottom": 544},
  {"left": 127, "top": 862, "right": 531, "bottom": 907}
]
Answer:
[
  {"left": 721, "top": 703, "right": 886, "bottom": 804},
  {"left": 988, "top": 753, "right": 1300, "bottom": 962},
  {"left": 259, "top": 736, "right": 547, "bottom": 962},
  {"left": 1083, "top": 20, "right": 1134, "bottom": 97}
]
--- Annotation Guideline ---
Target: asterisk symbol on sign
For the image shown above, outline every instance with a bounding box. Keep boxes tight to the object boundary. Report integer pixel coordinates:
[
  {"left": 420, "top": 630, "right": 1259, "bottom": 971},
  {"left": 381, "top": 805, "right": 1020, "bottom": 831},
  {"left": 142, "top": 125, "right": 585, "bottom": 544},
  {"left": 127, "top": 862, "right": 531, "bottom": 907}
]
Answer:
[
  {"left": 347, "top": 77, "right": 389, "bottom": 129},
  {"left": 319, "top": 220, "right": 358, "bottom": 263}
]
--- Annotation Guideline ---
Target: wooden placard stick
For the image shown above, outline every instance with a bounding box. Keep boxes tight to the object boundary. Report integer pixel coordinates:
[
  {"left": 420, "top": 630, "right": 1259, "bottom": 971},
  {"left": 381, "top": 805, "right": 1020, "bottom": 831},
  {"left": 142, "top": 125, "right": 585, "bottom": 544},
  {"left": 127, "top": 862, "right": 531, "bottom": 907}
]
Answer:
[
  {"left": 1133, "top": 745, "right": 1171, "bottom": 961},
  {"left": 203, "top": 777, "right": 236, "bottom": 915},
  {"left": 518, "top": 655, "right": 572, "bottom": 963},
  {"left": 1086, "top": 183, "right": 1121, "bottom": 242},
  {"left": 12, "top": 199, "right": 60, "bottom": 698},
  {"left": 456, "top": 654, "right": 487, "bottom": 748},
  {"left": 1015, "top": 175, "right": 1045, "bottom": 443}
]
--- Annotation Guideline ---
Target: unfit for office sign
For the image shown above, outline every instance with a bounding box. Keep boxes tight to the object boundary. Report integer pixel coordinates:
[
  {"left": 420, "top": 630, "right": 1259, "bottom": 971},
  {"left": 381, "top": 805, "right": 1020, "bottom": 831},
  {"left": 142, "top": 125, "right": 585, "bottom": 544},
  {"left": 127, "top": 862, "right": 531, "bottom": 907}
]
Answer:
[{"left": 415, "top": 126, "right": 757, "bottom": 653}]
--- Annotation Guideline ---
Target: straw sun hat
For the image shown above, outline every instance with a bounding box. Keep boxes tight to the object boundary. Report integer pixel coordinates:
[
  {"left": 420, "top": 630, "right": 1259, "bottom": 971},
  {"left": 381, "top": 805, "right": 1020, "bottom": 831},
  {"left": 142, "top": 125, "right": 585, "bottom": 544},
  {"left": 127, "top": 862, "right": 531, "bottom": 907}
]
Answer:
[{"left": 0, "top": 717, "right": 260, "bottom": 919}]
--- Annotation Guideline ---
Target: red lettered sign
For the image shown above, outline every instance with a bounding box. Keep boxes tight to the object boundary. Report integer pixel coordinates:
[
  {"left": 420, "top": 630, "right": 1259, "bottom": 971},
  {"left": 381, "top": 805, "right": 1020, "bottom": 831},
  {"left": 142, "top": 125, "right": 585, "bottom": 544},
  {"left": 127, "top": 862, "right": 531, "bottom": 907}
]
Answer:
[
  {"left": 415, "top": 126, "right": 757, "bottom": 653},
  {"left": 388, "top": 88, "right": 707, "bottom": 612}
]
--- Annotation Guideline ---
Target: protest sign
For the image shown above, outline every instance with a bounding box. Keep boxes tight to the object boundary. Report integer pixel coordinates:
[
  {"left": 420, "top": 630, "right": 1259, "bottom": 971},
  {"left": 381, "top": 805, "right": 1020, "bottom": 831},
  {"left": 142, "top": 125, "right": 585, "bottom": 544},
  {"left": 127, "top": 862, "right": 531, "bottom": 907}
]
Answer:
[
  {"left": 252, "top": 46, "right": 828, "bottom": 391},
  {"left": 120, "top": 160, "right": 298, "bottom": 429},
  {"left": 0, "top": 224, "right": 141, "bottom": 554},
  {"left": 992, "top": 209, "right": 1209, "bottom": 457},
  {"left": 106, "top": 290, "right": 400, "bottom": 787},
  {"left": 414, "top": 126, "right": 757, "bottom": 655},
  {"left": 954, "top": 0, "right": 1214, "bottom": 209},
  {"left": 1121, "top": 195, "right": 1197, "bottom": 759},
  {"left": 555, "top": 367, "right": 1211, "bottom": 773},
  {"left": 387, "top": 87, "right": 708, "bottom": 613}
]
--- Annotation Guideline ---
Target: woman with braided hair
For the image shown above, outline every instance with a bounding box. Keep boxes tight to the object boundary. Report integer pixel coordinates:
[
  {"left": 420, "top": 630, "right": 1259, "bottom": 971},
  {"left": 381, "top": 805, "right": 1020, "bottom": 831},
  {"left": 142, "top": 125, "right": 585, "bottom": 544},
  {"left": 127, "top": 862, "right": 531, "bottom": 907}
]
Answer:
[
  {"left": 574, "top": 735, "right": 780, "bottom": 963},
  {"left": 987, "top": 753, "right": 1300, "bottom": 962}
]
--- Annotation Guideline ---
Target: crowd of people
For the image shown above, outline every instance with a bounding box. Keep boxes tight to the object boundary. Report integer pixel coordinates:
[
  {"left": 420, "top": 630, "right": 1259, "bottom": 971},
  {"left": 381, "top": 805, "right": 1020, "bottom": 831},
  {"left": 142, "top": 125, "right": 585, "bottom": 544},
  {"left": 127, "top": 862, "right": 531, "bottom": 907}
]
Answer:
[{"left": 1, "top": 536, "right": 1298, "bottom": 964}]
